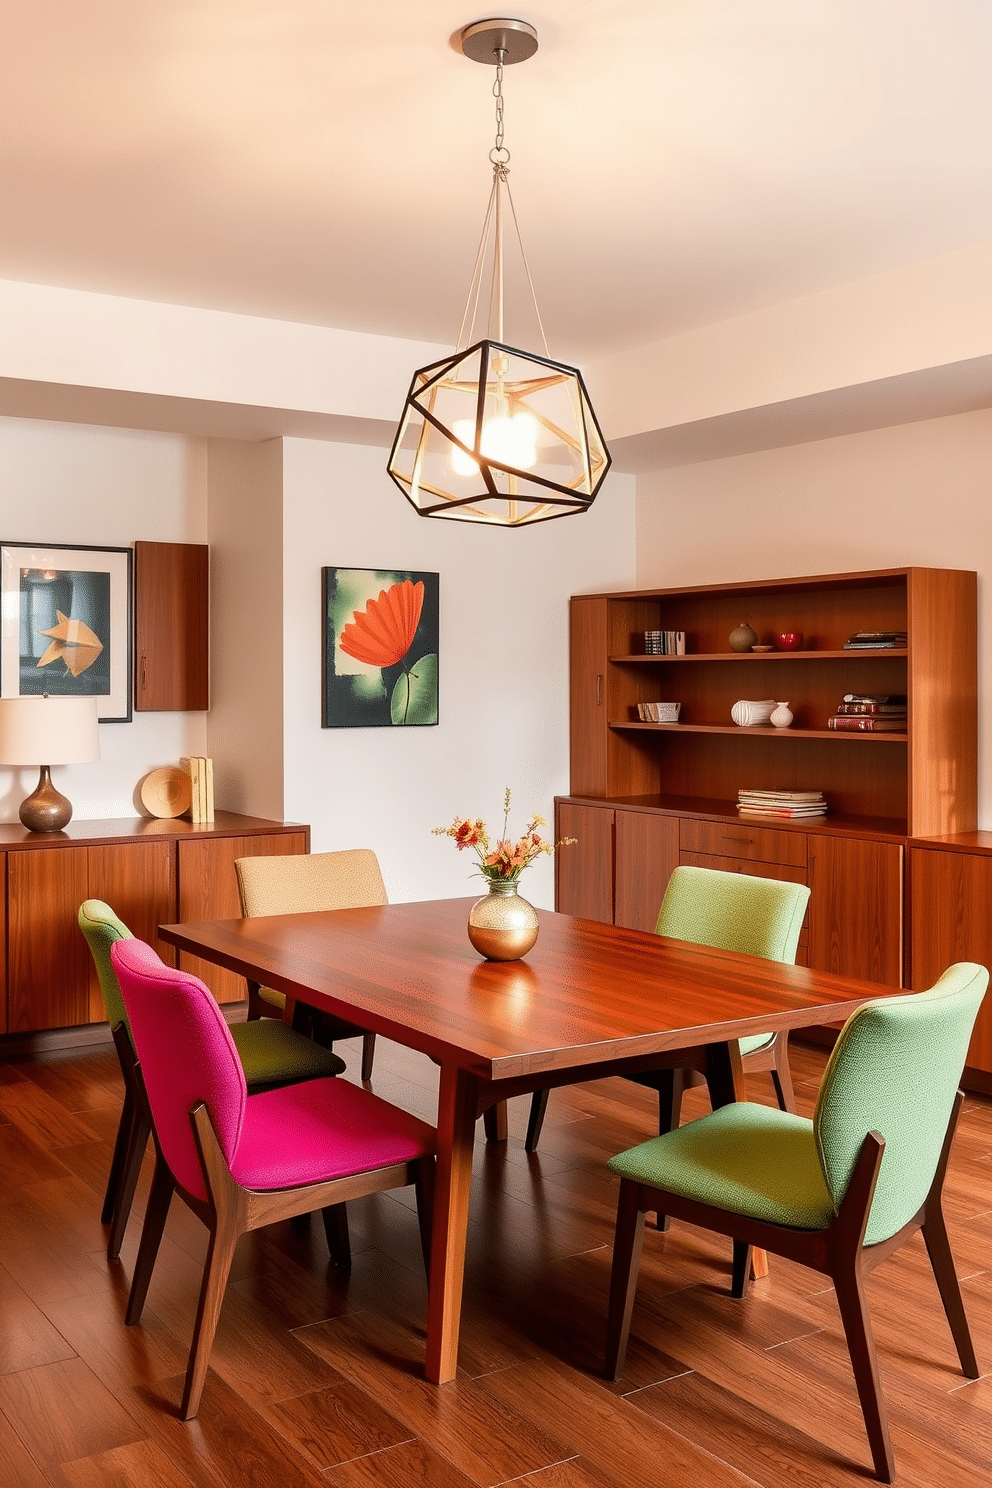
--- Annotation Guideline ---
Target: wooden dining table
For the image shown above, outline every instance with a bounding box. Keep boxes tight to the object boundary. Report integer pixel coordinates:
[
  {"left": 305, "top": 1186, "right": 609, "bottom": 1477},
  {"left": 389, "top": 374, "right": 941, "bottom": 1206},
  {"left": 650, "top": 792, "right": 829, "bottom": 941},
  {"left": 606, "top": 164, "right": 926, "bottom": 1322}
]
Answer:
[{"left": 159, "top": 897, "right": 894, "bottom": 1385}]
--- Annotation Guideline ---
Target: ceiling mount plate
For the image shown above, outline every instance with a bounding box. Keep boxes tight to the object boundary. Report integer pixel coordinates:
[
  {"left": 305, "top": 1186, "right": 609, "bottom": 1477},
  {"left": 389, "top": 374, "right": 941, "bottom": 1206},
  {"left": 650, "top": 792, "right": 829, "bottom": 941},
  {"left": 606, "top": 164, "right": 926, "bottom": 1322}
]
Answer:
[{"left": 460, "top": 18, "right": 539, "bottom": 66}]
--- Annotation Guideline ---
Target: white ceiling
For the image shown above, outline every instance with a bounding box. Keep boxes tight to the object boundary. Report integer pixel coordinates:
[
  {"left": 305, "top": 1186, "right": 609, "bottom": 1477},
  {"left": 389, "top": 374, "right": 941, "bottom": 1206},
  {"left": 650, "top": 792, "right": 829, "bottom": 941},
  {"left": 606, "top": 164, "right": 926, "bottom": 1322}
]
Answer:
[{"left": 2, "top": 2, "right": 990, "bottom": 365}]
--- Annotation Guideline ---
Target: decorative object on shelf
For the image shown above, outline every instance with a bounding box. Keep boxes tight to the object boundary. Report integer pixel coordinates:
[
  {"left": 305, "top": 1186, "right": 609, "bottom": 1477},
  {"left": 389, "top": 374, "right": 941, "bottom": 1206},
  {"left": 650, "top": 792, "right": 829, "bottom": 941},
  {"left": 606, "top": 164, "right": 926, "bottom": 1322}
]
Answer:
[
  {"left": 737, "top": 789, "right": 827, "bottom": 820},
  {"left": 0, "top": 694, "right": 100, "bottom": 831},
  {"left": 386, "top": 19, "right": 610, "bottom": 527},
  {"left": 775, "top": 631, "right": 804, "bottom": 650},
  {"left": 140, "top": 765, "right": 193, "bottom": 819},
  {"left": 770, "top": 701, "right": 794, "bottom": 729},
  {"left": 637, "top": 701, "right": 681, "bottom": 723},
  {"left": 728, "top": 622, "right": 758, "bottom": 652},
  {"left": 751, "top": 644, "right": 773, "bottom": 652},
  {"left": 0, "top": 541, "right": 133, "bottom": 722},
  {"left": 434, "top": 787, "right": 575, "bottom": 959},
  {"left": 730, "top": 698, "right": 776, "bottom": 727},
  {"left": 322, "top": 568, "right": 438, "bottom": 728}
]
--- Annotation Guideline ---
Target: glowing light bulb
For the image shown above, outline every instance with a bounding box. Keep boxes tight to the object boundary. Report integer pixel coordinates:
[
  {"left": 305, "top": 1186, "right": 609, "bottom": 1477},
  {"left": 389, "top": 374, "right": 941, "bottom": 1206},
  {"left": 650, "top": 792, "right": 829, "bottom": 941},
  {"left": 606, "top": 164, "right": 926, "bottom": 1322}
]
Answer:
[{"left": 451, "top": 413, "right": 539, "bottom": 476}]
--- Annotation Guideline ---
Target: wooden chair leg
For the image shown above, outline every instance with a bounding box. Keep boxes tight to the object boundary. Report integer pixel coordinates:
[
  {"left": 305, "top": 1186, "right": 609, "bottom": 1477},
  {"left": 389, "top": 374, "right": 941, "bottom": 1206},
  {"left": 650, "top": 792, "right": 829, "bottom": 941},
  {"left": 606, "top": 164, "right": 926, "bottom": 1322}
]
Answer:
[
  {"left": 731, "top": 1240, "right": 753, "bottom": 1298},
  {"left": 102, "top": 1087, "right": 134, "bottom": 1224},
  {"left": 921, "top": 1203, "right": 979, "bottom": 1378},
  {"left": 108, "top": 1102, "right": 152, "bottom": 1261},
  {"left": 180, "top": 1212, "right": 242, "bottom": 1420},
  {"left": 525, "top": 1089, "right": 549, "bottom": 1153},
  {"left": 360, "top": 1032, "right": 376, "bottom": 1082},
  {"left": 322, "top": 1203, "right": 351, "bottom": 1271},
  {"left": 769, "top": 1034, "right": 796, "bottom": 1113},
  {"left": 605, "top": 1180, "right": 647, "bottom": 1382},
  {"left": 832, "top": 1259, "right": 895, "bottom": 1483},
  {"left": 125, "top": 1153, "right": 175, "bottom": 1325},
  {"left": 414, "top": 1156, "right": 436, "bottom": 1278},
  {"left": 483, "top": 1101, "right": 508, "bottom": 1142}
]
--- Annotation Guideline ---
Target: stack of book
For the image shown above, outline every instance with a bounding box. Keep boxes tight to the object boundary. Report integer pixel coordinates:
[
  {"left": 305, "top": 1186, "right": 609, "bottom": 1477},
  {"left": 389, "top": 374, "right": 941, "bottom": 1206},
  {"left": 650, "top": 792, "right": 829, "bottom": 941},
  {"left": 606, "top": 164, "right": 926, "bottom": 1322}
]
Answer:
[
  {"left": 637, "top": 701, "right": 680, "bottom": 722},
  {"left": 181, "top": 755, "right": 215, "bottom": 822},
  {"left": 827, "top": 694, "right": 907, "bottom": 733},
  {"left": 643, "top": 630, "right": 686, "bottom": 655},
  {"left": 843, "top": 630, "right": 907, "bottom": 650},
  {"left": 737, "top": 789, "right": 827, "bottom": 820}
]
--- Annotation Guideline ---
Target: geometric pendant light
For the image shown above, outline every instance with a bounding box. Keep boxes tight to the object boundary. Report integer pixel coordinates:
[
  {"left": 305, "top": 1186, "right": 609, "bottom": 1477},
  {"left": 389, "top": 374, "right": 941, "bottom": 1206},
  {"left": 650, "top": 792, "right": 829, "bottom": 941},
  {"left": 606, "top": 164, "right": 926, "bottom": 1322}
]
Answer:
[{"left": 387, "top": 19, "right": 611, "bottom": 527}]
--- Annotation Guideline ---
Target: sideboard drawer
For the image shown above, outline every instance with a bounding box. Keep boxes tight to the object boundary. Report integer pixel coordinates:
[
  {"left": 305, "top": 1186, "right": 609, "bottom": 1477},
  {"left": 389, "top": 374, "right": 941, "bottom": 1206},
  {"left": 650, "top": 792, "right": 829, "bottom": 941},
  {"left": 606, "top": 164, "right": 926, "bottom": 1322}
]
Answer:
[{"left": 680, "top": 819, "right": 807, "bottom": 868}]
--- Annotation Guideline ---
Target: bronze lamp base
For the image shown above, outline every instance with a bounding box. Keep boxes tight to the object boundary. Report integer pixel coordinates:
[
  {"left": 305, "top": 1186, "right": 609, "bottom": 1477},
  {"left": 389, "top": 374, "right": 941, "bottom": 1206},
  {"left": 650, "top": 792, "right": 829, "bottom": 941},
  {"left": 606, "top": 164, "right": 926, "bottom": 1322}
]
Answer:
[{"left": 20, "top": 765, "right": 73, "bottom": 832}]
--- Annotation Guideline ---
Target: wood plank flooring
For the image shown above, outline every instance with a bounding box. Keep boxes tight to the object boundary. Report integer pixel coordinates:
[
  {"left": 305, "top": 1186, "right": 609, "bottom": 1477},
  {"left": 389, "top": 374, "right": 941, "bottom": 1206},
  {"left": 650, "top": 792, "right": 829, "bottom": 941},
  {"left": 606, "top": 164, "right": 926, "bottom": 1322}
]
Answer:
[{"left": 0, "top": 1032, "right": 990, "bottom": 1486}]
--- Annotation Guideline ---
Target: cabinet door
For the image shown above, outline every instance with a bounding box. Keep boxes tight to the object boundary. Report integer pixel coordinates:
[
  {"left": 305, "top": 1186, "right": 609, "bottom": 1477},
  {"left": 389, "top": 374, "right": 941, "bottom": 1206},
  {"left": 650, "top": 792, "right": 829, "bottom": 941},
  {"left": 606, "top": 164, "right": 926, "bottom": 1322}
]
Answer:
[
  {"left": 177, "top": 832, "right": 307, "bottom": 1002},
  {"left": 807, "top": 835, "right": 903, "bottom": 987},
  {"left": 909, "top": 847, "right": 992, "bottom": 1075},
  {"left": 134, "top": 540, "right": 209, "bottom": 711},
  {"left": 8, "top": 847, "right": 92, "bottom": 1032},
  {"left": 615, "top": 811, "right": 679, "bottom": 932},
  {"left": 87, "top": 841, "right": 177, "bottom": 1021},
  {"left": 555, "top": 802, "right": 614, "bottom": 924},
  {"left": 569, "top": 597, "right": 609, "bottom": 796}
]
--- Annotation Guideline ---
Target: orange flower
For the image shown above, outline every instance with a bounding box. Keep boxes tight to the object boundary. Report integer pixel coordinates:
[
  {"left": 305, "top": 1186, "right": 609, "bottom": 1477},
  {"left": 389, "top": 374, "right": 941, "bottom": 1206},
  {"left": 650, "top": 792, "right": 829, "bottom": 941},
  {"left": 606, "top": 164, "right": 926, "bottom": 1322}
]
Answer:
[{"left": 339, "top": 579, "right": 424, "bottom": 668}]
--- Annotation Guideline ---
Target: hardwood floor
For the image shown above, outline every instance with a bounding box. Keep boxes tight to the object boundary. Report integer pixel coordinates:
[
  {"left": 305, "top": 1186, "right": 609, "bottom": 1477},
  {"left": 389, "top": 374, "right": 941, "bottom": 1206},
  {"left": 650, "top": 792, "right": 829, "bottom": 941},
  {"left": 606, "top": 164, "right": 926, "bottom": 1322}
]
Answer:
[{"left": 0, "top": 1031, "right": 990, "bottom": 1486}]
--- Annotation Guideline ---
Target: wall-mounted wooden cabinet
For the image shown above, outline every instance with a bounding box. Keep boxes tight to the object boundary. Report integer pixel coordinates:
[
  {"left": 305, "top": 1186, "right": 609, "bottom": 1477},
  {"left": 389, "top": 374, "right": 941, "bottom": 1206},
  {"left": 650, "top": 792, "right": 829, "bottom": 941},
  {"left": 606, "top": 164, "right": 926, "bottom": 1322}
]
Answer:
[
  {"left": 1, "top": 812, "right": 308, "bottom": 1038},
  {"left": 134, "top": 540, "right": 210, "bottom": 711}
]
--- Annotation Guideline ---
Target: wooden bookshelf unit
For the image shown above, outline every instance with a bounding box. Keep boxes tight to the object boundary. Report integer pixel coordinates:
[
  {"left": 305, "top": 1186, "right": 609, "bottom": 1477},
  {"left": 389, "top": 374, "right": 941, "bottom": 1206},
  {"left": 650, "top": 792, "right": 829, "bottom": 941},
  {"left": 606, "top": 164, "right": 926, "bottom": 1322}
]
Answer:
[{"left": 556, "top": 567, "right": 978, "bottom": 1019}]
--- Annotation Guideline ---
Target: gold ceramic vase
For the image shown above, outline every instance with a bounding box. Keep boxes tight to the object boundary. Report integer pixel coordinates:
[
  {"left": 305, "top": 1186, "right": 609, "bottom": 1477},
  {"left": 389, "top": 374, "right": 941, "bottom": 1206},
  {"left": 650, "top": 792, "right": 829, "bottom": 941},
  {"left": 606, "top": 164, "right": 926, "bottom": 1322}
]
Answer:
[{"left": 467, "top": 879, "right": 539, "bottom": 961}]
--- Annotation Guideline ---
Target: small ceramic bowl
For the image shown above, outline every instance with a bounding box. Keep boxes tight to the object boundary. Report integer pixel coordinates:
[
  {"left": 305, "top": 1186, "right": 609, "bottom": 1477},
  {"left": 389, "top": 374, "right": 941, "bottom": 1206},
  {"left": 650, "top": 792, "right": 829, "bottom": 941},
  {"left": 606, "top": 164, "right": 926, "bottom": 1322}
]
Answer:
[
  {"left": 775, "top": 632, "right": 804, "bottom": 650},
  {"left": 751, "top": 644, "right": 773, "bottom": 652}
]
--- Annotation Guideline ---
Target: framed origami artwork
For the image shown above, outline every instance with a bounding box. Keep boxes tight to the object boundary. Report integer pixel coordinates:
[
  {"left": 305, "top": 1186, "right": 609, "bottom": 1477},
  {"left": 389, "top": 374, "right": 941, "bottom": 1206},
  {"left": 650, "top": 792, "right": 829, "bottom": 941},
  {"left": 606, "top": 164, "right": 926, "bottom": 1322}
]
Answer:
[
  {"left": 322, "top": 567, "right": 439, "bottom": 728},
  {"left": 0, "top": 542, "right": 133, "bottom": 722}
]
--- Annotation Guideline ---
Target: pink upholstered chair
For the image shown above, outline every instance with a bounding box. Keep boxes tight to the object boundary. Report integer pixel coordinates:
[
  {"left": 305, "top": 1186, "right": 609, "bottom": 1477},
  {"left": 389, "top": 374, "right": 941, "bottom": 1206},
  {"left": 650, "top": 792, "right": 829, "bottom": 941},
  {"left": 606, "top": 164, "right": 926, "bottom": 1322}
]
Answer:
[{"left": 111, "top": 938, "right": 436, "bottom": 1420}]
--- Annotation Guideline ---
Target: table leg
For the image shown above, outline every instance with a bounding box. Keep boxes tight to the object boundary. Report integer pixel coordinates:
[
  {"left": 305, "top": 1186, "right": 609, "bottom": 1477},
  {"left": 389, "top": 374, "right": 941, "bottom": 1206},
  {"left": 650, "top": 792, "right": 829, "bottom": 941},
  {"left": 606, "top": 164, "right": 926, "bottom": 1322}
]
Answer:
[
  {"left": 425, "top": 1063, "right": 479, "bottom": 1384},
  {"left": 706, "top": 1040, "right": 769, "bottom": 1281}
]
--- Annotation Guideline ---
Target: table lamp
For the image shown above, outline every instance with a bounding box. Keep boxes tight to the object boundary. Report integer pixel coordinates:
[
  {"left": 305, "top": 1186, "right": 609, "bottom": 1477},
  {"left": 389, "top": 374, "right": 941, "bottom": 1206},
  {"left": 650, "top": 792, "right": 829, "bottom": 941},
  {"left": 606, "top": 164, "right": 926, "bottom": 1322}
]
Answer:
[{"left": 0, "top": 695, "right": 101, "bottom": 831}]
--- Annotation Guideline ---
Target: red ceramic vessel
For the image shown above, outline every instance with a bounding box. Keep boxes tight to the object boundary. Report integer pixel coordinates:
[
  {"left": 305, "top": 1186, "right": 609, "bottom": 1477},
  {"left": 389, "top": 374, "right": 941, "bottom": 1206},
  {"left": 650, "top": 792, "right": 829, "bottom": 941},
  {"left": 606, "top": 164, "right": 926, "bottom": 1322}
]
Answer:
[{"left": 775, "top": 632, "right": 804, "bottom": 650}]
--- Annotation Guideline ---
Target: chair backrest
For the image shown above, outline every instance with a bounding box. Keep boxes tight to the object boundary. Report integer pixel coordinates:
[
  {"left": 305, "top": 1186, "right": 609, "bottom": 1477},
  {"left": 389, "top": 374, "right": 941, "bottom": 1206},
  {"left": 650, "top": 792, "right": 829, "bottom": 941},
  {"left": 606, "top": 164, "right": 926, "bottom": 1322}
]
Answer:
[
  {"left": 111, "top": 938, "right": 247, "bottom": 1203},
  {"left": 814, "top": 962, "right": 988, "bottom": 1245},
  {"left": 656, "top": 866, "right": 810, "bottom": 964},
  {"left": 78, "top": 899, "right": 134, "bottom": 1033},
  {"left": 235, "top": 848, "right": 388, "bottom": 918}
]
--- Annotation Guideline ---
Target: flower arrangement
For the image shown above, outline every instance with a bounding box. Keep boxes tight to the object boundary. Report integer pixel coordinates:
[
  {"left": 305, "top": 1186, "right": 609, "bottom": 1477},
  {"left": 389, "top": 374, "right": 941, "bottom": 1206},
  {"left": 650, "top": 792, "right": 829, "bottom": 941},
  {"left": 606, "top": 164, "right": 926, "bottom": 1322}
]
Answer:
[{"left": 433, "top": 788, "right": 576, "bottom": 886}]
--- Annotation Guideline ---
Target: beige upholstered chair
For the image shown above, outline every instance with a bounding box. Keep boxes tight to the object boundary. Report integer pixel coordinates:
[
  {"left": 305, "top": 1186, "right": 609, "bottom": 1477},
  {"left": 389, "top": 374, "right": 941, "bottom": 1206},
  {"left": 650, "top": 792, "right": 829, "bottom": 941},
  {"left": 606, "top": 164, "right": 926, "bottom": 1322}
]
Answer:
[{"left": 235, "top": 849, "right": 388, "bottom": 1081}]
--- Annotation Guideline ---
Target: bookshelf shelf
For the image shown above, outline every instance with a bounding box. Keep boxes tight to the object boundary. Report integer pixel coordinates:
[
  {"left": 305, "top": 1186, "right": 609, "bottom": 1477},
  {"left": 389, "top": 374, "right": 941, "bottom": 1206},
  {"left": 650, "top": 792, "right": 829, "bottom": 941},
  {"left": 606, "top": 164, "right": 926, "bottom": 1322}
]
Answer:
[
  {"left": 610, "top": 722, "right": 908, "bottom": 742},
  {"left": 611, "top": 649, "right": 909, "bottom": 663}
]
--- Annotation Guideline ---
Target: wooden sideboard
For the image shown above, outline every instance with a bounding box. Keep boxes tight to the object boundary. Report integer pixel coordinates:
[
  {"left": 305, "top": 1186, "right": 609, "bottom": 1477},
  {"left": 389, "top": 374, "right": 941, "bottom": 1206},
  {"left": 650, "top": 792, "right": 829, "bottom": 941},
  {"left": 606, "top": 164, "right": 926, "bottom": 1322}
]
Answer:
[
  {"left": 556, "top": 565, "right": 988, "bottom": 1083},
  {"left": 0, "top": 812, "right": 308, "bottom": 1040}
]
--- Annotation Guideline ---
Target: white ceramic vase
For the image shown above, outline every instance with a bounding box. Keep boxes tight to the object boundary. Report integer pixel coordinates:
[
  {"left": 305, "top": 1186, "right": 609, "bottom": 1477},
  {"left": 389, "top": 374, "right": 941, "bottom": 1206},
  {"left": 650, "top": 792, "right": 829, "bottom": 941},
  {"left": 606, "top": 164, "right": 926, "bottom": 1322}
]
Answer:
[
  {"left": 731, "top": 699, "right": 776, "bottom": 727},
  {"left": 770, "top": 701, "right": 793, "bottom": 728}
]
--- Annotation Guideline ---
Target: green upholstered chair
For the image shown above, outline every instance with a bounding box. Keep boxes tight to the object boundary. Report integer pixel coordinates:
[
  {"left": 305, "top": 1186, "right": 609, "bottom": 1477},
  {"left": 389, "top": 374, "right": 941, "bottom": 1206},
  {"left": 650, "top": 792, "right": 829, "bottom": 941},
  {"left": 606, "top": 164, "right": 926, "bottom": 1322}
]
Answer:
[
  {"left": 604, "top": 961, "right": 989, "bottom": 1483},
  {"left": 235, "top": 849, "right": 388, "bottom": 1081},
  {"left": 78, "top": 899, "right": 345, "bottom": 1260},
  {"left": 525, "top": 866, "right": 811, "bottom": 1154}
]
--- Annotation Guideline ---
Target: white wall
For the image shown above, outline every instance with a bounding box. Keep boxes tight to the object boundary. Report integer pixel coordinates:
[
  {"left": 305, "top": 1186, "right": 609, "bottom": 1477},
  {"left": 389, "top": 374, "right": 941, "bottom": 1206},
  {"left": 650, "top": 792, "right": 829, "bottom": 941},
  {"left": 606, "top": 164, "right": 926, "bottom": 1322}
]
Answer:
[
  {"left": 0, "top": 416, "right": 208, "bottom": 823},
  {"left": 205, "top": 438, "right": 285, "bottom": 820},
  {"left": 636, "top": 406, "right": 992, "bottom": 822},
  {"left": 281, "top": 439, "right": 636, "bottom": 908}
]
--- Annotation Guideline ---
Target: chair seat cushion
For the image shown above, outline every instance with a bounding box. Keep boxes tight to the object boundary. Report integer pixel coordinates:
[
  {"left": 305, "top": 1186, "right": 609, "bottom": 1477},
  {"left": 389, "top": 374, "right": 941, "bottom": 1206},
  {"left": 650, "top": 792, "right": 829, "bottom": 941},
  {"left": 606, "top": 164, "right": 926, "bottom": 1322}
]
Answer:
[
  {"left": 231, "top": 1077, "right": 436, "bottom": 1191},
  {"left": 738, "top": 1032, "right": 776, "bottom": 1056},
  {"left": 230, "top": 1019, "right": 345, "bottom": 1088},
  {"left": 608, "top": 1102, "right": 836, "bottom": 1231}
]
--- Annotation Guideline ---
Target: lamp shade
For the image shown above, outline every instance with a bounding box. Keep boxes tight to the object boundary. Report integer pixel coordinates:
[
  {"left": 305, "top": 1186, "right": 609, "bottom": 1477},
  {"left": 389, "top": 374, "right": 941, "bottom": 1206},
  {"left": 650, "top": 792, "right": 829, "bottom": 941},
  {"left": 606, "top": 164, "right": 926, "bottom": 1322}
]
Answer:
[{"left": 0, "top": 695, "right": 101, "bottom": 766}]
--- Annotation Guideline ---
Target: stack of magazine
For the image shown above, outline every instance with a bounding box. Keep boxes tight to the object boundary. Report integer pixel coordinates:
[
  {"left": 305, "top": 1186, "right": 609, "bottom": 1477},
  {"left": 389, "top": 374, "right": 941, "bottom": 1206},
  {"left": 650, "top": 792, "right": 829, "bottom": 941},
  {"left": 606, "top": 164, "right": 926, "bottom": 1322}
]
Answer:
[
  {"left": 737, "top": 789, "right": 827, "bottom": 820},
  {"left": 843, "top": 630, "right": 907, "bottom": 650}
]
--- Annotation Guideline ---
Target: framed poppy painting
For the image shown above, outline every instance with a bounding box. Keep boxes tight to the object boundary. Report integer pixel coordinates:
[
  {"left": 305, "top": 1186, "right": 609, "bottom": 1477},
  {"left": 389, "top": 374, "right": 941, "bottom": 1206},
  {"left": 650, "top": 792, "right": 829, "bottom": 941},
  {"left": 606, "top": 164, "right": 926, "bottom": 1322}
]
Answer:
[{"left": 322, "top": 567, "right": 439, "bottom": 728}]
